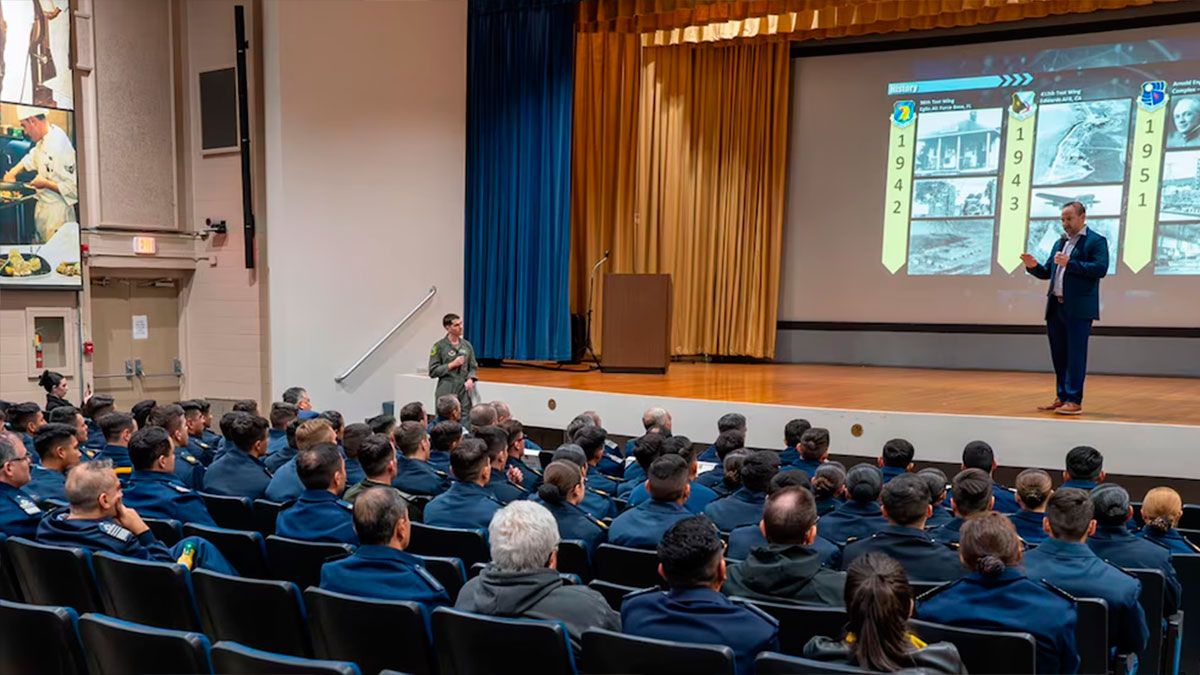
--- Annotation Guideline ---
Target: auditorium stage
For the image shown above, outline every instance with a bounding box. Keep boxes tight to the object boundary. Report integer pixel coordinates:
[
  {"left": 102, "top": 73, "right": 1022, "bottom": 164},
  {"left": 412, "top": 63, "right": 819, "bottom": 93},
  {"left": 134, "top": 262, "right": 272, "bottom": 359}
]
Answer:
[{"left": 394, "top": 363, "right": 1200, "bottom": 481}]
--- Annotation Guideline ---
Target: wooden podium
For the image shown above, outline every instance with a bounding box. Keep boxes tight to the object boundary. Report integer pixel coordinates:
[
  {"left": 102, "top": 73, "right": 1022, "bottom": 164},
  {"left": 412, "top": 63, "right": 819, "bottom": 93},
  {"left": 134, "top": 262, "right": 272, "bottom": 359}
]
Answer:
[{"left": 600, "top": 274, "right": 671, "bottom": 374}]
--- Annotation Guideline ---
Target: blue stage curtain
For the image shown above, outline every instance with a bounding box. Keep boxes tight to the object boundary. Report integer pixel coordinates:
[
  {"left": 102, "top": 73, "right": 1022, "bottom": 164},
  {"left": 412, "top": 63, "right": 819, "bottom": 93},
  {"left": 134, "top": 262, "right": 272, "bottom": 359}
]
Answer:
[{"left": 465, "top": 0, "right": 576, "bottom": 361}]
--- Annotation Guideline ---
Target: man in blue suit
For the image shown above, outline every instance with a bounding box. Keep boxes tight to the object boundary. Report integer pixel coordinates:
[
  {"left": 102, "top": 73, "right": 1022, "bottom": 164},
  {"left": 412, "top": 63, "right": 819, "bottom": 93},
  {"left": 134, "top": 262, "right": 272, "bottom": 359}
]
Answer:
[{"left": 1021, "top": 201, "right": 1108, "bottom": 416}]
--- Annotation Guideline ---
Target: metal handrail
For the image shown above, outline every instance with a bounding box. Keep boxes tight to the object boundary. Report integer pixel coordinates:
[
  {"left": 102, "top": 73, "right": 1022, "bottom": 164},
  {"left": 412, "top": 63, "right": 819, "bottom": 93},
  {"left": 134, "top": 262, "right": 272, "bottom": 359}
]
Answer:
[{"left": 334, "top": 286, "right": 437, "bottom": 384}]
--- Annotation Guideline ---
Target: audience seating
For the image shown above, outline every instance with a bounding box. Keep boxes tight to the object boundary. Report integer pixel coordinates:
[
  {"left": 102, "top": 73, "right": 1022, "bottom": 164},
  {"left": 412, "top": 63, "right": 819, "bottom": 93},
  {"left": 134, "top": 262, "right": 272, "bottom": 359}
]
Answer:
[
  {"left": 908, "top": 580, "right": 946, "bottom": 598},
  {"left": 593, "top": 544, "right": 662, "bottom": 588},
  {"left": 538, "top": 450, "right": 555, "bottom": 470},
  {"left": 736, "top": 598, "right": 848, "bottom": 657},
  {"left": 408, "top": 495, "right": 434, "bottom": 522},
  {"left": 1072, "top": 597, "right": 1109, "bottom": 675},
  {"left": 144, "top": 517, "right": 183, "bottom": 546},
  {"left": 5, "top": 537, "right": 102, "bottom": 613},
  {"left": 588, "top": 579, "right": 642, "bottom": 611},
  {"left": 581, "top": 627, "right": 735, "bottom": 674},
  {"left": 210, "top": 640, "right": 360, "bottom": 675},
  {"left": 0, "top": 534, "right": 23, "bottom": 602},
  {"left": 305, "top": 587, "right": 437, "bottom": 675},
  {"left": 754, "top": 651, "right": 879, "bottom": 674},
  {"left": 200, "top": 493, "right": 256, "bottom": 531},
  {"left": 192, "top": 569, "right": 312, "bottom": 657},
  {"left": 1180, "top": 505, "right": 1200, "bottom": 530},
  {"left": 431, "top": 606, "right": 577, "bottom": 675},
  {"left": 92, "top": 552, "right": 202, "bottom": 632},
  {"left": 182, "top": 523, "right": 271, "bottom": 579},
  {"left": 0, "top": 599, "right": 87, "bottom": 675},
  {"left": 1173, "top": 554, "right": 1200, "bottom": 673},
  {"left": 909, "top": 618, "right": 1036, "bottom": 674},
  {"left": 1127, "top": 568, "right": 1168, "bottom": 675},
  {"left": 1182, "top": 529, "right": 1200, "bottom": 548},
  {"left": 79, "top": 613, "right": 213, "bottom": 675},
  {"left": 417, "top": 554, "right": 468, "bottom": 602},
  {"left": 252, "top": 499, "right": 290, "bottom": 537},
  {"left": 265, "top": 535, "right": 353, "bottom": 589},
  {"left": 408, "top": 522, "right": 490, "bottom": 568},
  {"left": 556, "top": 539, "right": 592, "bottom": 582}
]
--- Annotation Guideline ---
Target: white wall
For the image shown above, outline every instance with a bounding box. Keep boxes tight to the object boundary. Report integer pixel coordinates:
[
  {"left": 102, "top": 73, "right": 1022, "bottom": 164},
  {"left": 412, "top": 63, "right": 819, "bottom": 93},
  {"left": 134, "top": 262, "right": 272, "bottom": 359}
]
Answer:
[{"left": 263, "top": 0, "right": 466, "bottom": 420}]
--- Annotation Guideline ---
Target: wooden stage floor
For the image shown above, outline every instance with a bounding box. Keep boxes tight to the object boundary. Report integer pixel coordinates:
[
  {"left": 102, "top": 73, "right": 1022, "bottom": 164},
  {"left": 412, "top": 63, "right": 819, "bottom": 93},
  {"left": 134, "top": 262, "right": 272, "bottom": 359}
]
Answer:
[{"left": 478, "top": 363, "right": 1200, "bottom": 427}]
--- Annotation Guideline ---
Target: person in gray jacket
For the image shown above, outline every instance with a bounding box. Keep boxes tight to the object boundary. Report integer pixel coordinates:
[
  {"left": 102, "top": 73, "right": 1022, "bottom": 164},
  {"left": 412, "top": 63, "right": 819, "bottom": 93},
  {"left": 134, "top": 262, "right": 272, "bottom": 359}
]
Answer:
[{"left": 454, "top": 500, "right": 620, "bottom": 651}]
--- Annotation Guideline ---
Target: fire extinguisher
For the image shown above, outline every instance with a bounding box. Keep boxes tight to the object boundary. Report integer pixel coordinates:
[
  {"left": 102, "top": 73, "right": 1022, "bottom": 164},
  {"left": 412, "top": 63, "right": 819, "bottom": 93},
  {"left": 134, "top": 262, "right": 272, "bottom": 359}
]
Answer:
[{"left": 33, "top": 332, "right": 43, "bottom": 369}]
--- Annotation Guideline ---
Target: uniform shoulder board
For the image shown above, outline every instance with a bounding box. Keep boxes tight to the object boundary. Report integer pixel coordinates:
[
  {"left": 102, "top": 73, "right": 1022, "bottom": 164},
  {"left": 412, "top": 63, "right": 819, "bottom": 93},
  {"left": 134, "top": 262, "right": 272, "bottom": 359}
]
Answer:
[
  {"left": 731, "top": 598, "right": 781, "bottom": 627},
  {"left": 588, "top": 486, "right": 611, "bottom": 498},
  {"left": 14, "top": 494, "right": 42, "bottom": 516},
  {"left": 99, "top": 521, "right": 133, "bottom": 542},
  {"left": 337, "top": 500, "right": 353, "bottom": 511},
  {"left": 434, "top": 469, "right": 449, "bottom": 479},
  {"left": 114, "top": 466, "right": 133, "bottom": 476},
  {"left": 1186, "top": 538, "right": 1200, "bottom": 554},
  {"left": 197, "top": 441, "right": 210, "bottom": 450},
  {"left": 919, "top": 577, "right": 961, "bottom": 599},
  {"left": 183, "top": 454, "right": 199, "bottom": 465},
  {"left": 83, "top": 449, "right": 97, "bottom": 459},
  {"left": 169, "top": 484, "right": 193, "bottom": 494},
  {"left": 416, "top": 566, "right": 446, "bottom": 591},
  {"left": 1039, "top": 579, "right": 1079, "bottom": 602},
  {"left": 844, "top": 536, "right": 859, "bottom": 544}
]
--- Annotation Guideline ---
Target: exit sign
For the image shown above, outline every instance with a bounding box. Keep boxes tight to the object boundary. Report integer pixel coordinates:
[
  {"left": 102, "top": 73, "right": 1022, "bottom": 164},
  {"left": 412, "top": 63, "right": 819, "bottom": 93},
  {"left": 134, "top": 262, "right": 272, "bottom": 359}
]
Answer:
[{"left": 132, "top": 236, "right": 157, "bottom": 255}]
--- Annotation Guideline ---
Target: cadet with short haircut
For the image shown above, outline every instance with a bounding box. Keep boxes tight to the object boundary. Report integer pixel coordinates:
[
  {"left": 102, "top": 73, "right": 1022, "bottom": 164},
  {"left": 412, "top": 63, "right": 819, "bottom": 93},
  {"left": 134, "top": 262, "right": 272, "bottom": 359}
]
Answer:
[
  {"left": 422, "top": 438, "right": 501, "bottom": 531},
  {"left": 275, "top": 443, "right": 356, "bottom": 545},
  {"left": 840, "top": 473, "right": 962, "bottom": 581},
  {"left": 121, "top": 427, "right": 216, "bottom": 526},
  {"left": 203, "top": 412, "right": 273, "bottom": 499}
]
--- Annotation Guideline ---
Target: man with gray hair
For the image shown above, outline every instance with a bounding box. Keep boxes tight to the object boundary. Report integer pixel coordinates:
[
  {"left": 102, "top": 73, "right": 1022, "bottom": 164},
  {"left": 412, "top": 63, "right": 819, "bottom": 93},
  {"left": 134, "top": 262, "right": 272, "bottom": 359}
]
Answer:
[
  {"left": 455, "top": 501, "right": 619, "bottom": 650},
  {"left": 433, "top": 395, "right": 462, "bottom": 427},
  {"left": 467, "top": 403, "right": 498, "bottom": 433},
  {"left": 320, "top": 486, "right": 450, "bottom": 605},
  {"left": 0, "top": 435, "right": 43, "bottom": 538},
  {"left": 36, "top": 461, "right": 237, "bottom": 574}
]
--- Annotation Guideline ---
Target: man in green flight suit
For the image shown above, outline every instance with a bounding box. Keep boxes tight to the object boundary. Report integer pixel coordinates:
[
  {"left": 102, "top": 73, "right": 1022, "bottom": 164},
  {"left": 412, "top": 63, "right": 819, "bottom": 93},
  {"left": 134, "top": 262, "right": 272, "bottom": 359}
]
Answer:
[{"left": 429, "top": 313, "right": 478, "bottom": 412}]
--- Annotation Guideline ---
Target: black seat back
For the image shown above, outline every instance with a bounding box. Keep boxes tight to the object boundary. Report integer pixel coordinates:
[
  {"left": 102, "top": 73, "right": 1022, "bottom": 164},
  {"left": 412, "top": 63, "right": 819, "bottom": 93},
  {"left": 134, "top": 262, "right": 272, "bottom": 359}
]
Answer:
[
  {"left": 210, "top": 640, "right": 358, "bottom": 674},
  {"left": 1073, "top": 597, "right": 1108, "bottom": 675},
  {"left": 588, "top": 579, "right": 643, "bottom": 611},
  {"left": 1172, "top": 554, "right": 1200, "bottom": 674},
  {"left": 1126, "top": 568, "right": 1166, "bottom": 675},
  {"left": 1179, "top": 504, "right": 1200, "bottom": 530},
  {"left": 252, "top": 499, "right": 290, "bottom": 537},
  {"left": 556, "top": 540, "right": 592, "bottom": 582},
  {"left": 192, "top": 568, "right": 311, "bottom": 657},
  {"left": 909, "top": 618, "right": 1036, "bottom": 674},
  {"left": 431, "top": 606, "right": 576, "bottom": 675},
  {"left": 182, "top": 523, "right": 270, "bottom": 579},
  {"left": 143, "top": 518, "right": 183, "bottom": 546},
  {"left": 265, "top": 535, "right": 353, "bottom": 589},
  {"left": 408, "top": 522, "right": 490, "bottom": 568},
  {"left": 0, "top": 534, "right": 22, "bottom": 601},
  {"left": 736, "top": 597, "right": 848, "bottom": 657},
  {"left": 199, "top": 492, "right": 256, "bottom": 531},
  {"left": 593, "top": 544, "right": 661, "bottom": 588},
  {"left": 92, "top": 552, "right": 202, "bottom": 631},
  {"left": 538, "top": 450, "right": 555, "bottom": 470},
  {"left": 755, "top": 651, "right": 879, "bottom": 673},
  {"left": 305, "top": 586, "right": 436, "bottom": 675},
  {"left": 0, "top": 599, "right": 87, "bottom": 675},
  {"left": 582, "top": 627, "right": 735, "bottom": 674},
  {"left": 79, "top": 612, "right": 213, "bottom": 675},
  {"left": 909, "top": 580, "right": 946, "bottom": 599},
  {"left": 5, "top": 537, "right": 102, "bottom": 613},
  {"left": 415, "top": 554, "right": 467, "bottom": 603}
]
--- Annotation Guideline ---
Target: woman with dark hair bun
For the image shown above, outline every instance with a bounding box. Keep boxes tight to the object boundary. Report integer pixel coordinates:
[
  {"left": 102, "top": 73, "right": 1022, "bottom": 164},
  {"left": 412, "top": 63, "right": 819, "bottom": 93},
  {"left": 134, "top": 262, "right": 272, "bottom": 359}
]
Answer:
[
  {"left": 917, "top": 512, "right": 1080, "bottom": 674},
  {"left": 531, "top": 460, "right": 606, "bottom": 552},
  {"left": 804, "top": 552, "right": 965, "bottom": 673},
  {"left": 38, "top": 370, "right": 70, "bottom": 412}
]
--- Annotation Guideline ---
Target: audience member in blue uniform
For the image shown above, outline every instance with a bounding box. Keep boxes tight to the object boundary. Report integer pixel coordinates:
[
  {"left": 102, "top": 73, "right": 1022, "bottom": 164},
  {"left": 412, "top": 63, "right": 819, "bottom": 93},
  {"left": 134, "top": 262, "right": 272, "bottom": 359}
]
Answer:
[
  {"left": 609, "top": 454, "right": 695, "bottom": 549},
  {"left": 917, "top": 512, "right": 1080, "bottom": 674},
  {"left": 1023, "top": 488, "right": 1148, "bottom": 658},
  {"left": 812, "top": 462, "right": 847, "bottom": 516},
  {"left": 465, "top": 402, "right": 497, "bottom": 436},
  {"left": 426, "top": 420, "right": 461, "bottom": 474},
  {"left": 1062, "top": 445, "right": 1105, "bottom": 490},
  {"left": 929, "top": 468, "right": 993, "bottom": 546},
  {"left": 723, "top": 485, "right": 846, "bottom": 605},
  {"left": 804, "top": 553, "right": 966, "bottom": 673},
  {"left": 281, "top": 386, "right": 316, "bottom": 419},
  {"left": 0, "top": 435, "right": 45, "bottom": 538},
  {"left": 121, "top": 426, "right": 216, "bottom": 527},
  {"left": 320, "top": 486, "right": 449, "bottom": 606},
  {"left": 779, "top": 418, "right": 810, "bottom": 467},
  {"left": 25, "top": 423, "right": 81, "bottom": 503},
  {"left": 398, "top": 400, "right": 428, "bottom": 427},
  {"left": 264, "top": 417, "right": 337, "bottom": 502},
  {"left": 195, "top": 399, "right": 224, "bottom": 453},
  {"left": 629, "top": 436, "right": 719, "bottom": 514},
  {"left": 533, "top": 460, "right": 607, "bottom": 553},
  {"left": 264, "top": 417, "right": 302, "bottom": 473},
  {"left": 275, "top": 442, "right": 357, "bottom": 545},
  {"left": 180, "top": 400, "right": 218, "bottom": 465},
  {"left": 475, "top": 425, "right": 527, "bottom": 504},
  {"left": 429, "top": 394, "right": 462, "bottom": 433},
  {"left": 36, "top": 461, "right": 237, "bottom": 575},
  {"left": 817, "top": 463, "right": 887, "bottom": 545},
  {"left": 131, "top": 399, "right": 157, "bottom": 431},
  {"left": 549, "top": 444, "right": 617, "bottom": 520},
  {"left": 916, "top": 467, "right": 953, "bottom": 529},
  {"left": 1088, "top": 484, "right": 1182, "bottom": 614},
  {"left": 95, "top": 412, "right": 135, "bottom": 479},
  {"left": 620, "top": 432, "right": 666, "bottom": 497},
  {"left": 623, "top": 406, "right": 673, "bottom": 458},
  {"left": 340, "top": 422, "right": 370, "bottom": 486},
  {"left": 456, "top": 501, "right": 620, "bottom": 651},
  {"left": 366, "top": 413, "right": 396, "bottom": 439},
  {"left": 423, "top": 437, "right": 502, "bottom": 531},
  {"left": 344, "top": 433, "right": 401, "bottom": 500},
  {"left": 392, "top": 421, "right": 450, "bottom": 496},
  {"left": 564, "top": 412, "right": 620, "bottom": 478},
  {"left": 147, "top": 404, "right": 206, "bottom": 491},
  {"left": 49, "top": 406, "right": 96, "bottom": 460},
  {"left": 695, "top": 429, "right": 743, "bottom": 494},
  {"left": 7, "top": 402, "right": 44, "bottom": 465},
  {"left": 319, "top": 409, "right": 346, "bottom": 446},
  {"left": 877, "top": 438, "right": 914, "bottom": 484},
  {"left": 943, "top": 441, "right": 1019, "bottom": 514},
  {"left": 708, "top": 449, "right": 748, "bottom": 500},
  {"left": 697, "top": 412, "right": 746, "bottom": 463},
  {"left": 203, "top": 411, "right": 273, "bottom": 499},
  {"left": 792, "top": 426, "right": 830, "bottom": 478},
  {"left": 1009, "top": 468, "right": 1053, "bottom": 545},
  {"left": 705, "top": 451, "right": 778, "bottom": 531},
  {"left": 82, "top": 394, "right": 115, "bottom": 450},
  {"left": 727, "top": 470, "right": 840, "bottom": 566},
  {"left": 499, "top": 419, "right": 541, "bottom": 491},
  {"left": 842, "top": 473, "right": 963, "bottom": 582},
  {"left": 574, "top": 425, "right": 621, "bottom": 496},
  {"left": 622, "top": 515, "right": 779, "bottom": 674},
  {"left": 1138, "top": 487, "right": 1200, "bottom": 554}
]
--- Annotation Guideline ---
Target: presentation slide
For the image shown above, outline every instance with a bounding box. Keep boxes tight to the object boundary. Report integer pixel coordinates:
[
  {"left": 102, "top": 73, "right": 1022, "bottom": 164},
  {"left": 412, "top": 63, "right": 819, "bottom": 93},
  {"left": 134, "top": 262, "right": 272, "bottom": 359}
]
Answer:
[{"left": 783, "top": 23, "right": 1200, "bottom": 327}]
